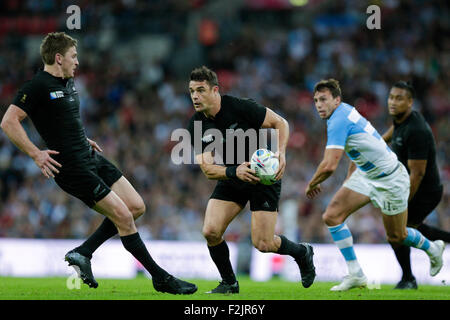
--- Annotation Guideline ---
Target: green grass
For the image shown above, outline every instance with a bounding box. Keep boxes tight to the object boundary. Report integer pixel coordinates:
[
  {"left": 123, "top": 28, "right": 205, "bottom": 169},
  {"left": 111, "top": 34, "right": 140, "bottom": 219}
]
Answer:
[{"left": 0, "top": 275, "right": 448, "bottom": 300}]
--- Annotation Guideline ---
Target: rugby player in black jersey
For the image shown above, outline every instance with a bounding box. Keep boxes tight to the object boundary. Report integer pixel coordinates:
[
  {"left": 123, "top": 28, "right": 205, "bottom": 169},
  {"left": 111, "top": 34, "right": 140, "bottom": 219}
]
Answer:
[
  {"left": 383, "top": 81, "right": 448, "bottom": 289},
  {"left": 1, "top": 32, "right": 197, "bottom": 294},
  {"left": 187, "top": 66, "right": 315, "bottom": 293}
]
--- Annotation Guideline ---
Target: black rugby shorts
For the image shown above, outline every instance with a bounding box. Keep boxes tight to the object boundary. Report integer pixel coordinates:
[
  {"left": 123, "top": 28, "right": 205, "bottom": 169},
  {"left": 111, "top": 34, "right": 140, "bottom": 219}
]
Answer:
[
  {"left": 210, "top": 178, "right": 281, "bottom": 212},
  {"left": 54, "top": 152, "right": 123, "bottom": 208}
]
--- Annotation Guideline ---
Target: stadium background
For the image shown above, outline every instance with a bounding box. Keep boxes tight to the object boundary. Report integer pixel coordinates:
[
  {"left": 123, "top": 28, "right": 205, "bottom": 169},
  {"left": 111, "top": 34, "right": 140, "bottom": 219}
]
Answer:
[{"left": 0, "top": 0, "right": 448, "bottom": 278}]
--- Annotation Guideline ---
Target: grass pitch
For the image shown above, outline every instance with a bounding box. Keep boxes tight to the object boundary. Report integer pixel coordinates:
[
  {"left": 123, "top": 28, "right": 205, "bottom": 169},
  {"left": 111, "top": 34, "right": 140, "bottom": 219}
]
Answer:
[{"left": 0, "top": 275, "right": 448, "bottom": 300}]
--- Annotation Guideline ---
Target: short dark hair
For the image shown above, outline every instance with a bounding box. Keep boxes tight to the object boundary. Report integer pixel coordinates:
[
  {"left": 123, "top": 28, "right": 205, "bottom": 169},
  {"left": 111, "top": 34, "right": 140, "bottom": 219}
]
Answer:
[
  {"left": 313, "top": 79, "right": 342, "bottom": 98},
  {"left": 392, "top": 81, "right": 415, "bottom": 99},
  {"left": 40, "top": 32, "right": 77, "bottom": 65},
  {"left": 190, "top": 66, "right": 219, "bottom": 88}
]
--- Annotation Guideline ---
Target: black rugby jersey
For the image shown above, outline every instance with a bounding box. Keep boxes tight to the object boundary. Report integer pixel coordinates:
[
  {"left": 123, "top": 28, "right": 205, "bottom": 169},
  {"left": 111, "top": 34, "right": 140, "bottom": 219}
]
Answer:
[
  {"left": 187, "top": 95, "right": 268, "bottom": 166},
  {"left": 391, "top": 110, "right": 442, "bottom": 198},
  {"left": 13, "top": 70, "right": 91, "bottom": 168}
]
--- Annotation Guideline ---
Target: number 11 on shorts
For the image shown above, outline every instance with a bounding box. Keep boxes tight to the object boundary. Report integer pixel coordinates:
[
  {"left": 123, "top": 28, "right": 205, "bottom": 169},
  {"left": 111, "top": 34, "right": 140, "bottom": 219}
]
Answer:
[{"left": 383, "top": 201, "right": 397, "bottom": 212}]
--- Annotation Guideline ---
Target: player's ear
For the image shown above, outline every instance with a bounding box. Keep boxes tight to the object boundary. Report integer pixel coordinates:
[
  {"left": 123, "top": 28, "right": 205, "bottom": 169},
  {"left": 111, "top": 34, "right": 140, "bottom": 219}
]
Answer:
[{"left": 55, "top": 53, "right": 63, "bottom": 66}]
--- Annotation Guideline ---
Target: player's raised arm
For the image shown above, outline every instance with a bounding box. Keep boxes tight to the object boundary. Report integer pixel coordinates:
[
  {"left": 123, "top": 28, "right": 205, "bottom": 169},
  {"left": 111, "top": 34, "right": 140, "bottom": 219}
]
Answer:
[
  {"left": 195, "top": 151, "right": 260, "bottom": 183},
  {"left": 1, "top": 104, "right": 61, "bottom": 178},
  {"left": 261, "top": 107, "right": 289, "bottom": 180}
]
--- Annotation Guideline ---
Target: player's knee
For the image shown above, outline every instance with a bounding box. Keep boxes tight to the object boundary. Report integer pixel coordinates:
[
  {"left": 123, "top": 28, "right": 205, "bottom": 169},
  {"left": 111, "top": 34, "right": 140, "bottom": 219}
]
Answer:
[
  {"left": 322, "top": 211, "right": 343, "bottom": 227},
  {"left": 130, "top": 199, "right": 145, "bottom": 220},
  {"left": 113, "top": 208, "right": 135, "bottom": 233},
  {"left": 202, "top": 227, "right": 222, "bottom": 245}
]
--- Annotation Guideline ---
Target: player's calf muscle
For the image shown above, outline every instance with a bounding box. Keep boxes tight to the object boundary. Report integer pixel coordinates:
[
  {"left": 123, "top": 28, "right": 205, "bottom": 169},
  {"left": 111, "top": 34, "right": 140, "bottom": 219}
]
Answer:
[{"left": 252, "top": 238, "right": 276, "bottom": 253}]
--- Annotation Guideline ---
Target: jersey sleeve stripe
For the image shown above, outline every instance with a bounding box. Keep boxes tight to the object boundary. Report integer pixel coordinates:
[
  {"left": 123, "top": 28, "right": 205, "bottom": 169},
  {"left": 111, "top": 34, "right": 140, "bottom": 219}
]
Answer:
[
  {"left": 347, "top": 108, "right": 361, "bottom": 123},
  {"left": 326, "top": 145, "right": 345, "bottom": 150},
  {"left": 364, "top": 122, "right": 375, "bottom": 135}
]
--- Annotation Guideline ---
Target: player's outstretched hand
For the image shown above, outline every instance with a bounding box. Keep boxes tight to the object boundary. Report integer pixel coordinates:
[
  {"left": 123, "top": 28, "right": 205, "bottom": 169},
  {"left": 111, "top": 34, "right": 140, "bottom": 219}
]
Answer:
[
  {"left": 237, "top": 162, "right": 260, "bottom": 184},
  {"left": 274, "top": 151, "right": 286, "bottom": 180},
  {"left": 87, "top": 138, "right": 103, "bottom": 152},
  {"left": 32, "top": 150, "right": 62, "bottom": 178},
  {"left": 305, "top": 184, "right": 321, "bottom": 199}
]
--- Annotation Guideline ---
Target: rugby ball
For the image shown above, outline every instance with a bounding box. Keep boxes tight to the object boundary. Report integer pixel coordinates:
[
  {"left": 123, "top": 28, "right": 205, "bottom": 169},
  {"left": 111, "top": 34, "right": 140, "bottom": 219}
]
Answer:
[{"left": 250, "top": 149, "right": 279, "bottom": 185}]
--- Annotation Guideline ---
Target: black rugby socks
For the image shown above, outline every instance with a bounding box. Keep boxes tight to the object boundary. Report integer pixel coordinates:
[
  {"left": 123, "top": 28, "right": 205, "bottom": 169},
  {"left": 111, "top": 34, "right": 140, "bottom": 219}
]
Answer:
[
  {"left": 208, "top": 240, "right": 237, "bottom": 285},
  {"left": 277, "top": 235, "right": 307, "bottom": 259},
  {"left": 121, "top": 232, "right": 169, "bottom": 281},
  {"left": 75, "top": 217, "right": 118, "bottom": 259},
  {"left": 392, "top": 245, "right": 414, "bottom": 280}
]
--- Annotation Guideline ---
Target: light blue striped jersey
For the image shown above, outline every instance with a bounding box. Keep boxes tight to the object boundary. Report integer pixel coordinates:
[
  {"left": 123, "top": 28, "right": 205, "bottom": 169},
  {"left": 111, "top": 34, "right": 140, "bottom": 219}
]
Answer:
[{"left": 326, "top": 102, "right": 398, "bottom": 179}]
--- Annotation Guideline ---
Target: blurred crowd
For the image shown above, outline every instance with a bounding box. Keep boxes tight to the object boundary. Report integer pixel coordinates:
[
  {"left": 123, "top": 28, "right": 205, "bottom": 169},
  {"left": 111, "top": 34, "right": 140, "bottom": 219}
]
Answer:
[{"left": 0, "top": 0, "right": 449, "bottom": 261}]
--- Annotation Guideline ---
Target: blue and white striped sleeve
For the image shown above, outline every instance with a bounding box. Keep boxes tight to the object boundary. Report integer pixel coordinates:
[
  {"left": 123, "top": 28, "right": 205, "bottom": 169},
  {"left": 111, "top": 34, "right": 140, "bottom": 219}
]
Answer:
[{"left": 326, "top": 116, "right": 351, "bottom": 150}]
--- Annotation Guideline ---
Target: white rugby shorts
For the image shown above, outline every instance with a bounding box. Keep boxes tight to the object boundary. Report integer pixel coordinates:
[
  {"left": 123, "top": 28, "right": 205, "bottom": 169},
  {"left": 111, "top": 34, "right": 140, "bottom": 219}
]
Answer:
[{"left": 343, "top": 162, "right": 410, "bottom": 215}]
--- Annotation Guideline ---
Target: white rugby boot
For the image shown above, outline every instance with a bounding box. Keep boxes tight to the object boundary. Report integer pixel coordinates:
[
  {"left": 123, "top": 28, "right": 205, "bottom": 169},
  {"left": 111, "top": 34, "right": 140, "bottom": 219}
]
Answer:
[
  {"left": 428, "top": 240, "right": 445, "bottom": 277},
  {"left": 330, "top": 274, "right": 367, "bottom": 291}
]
